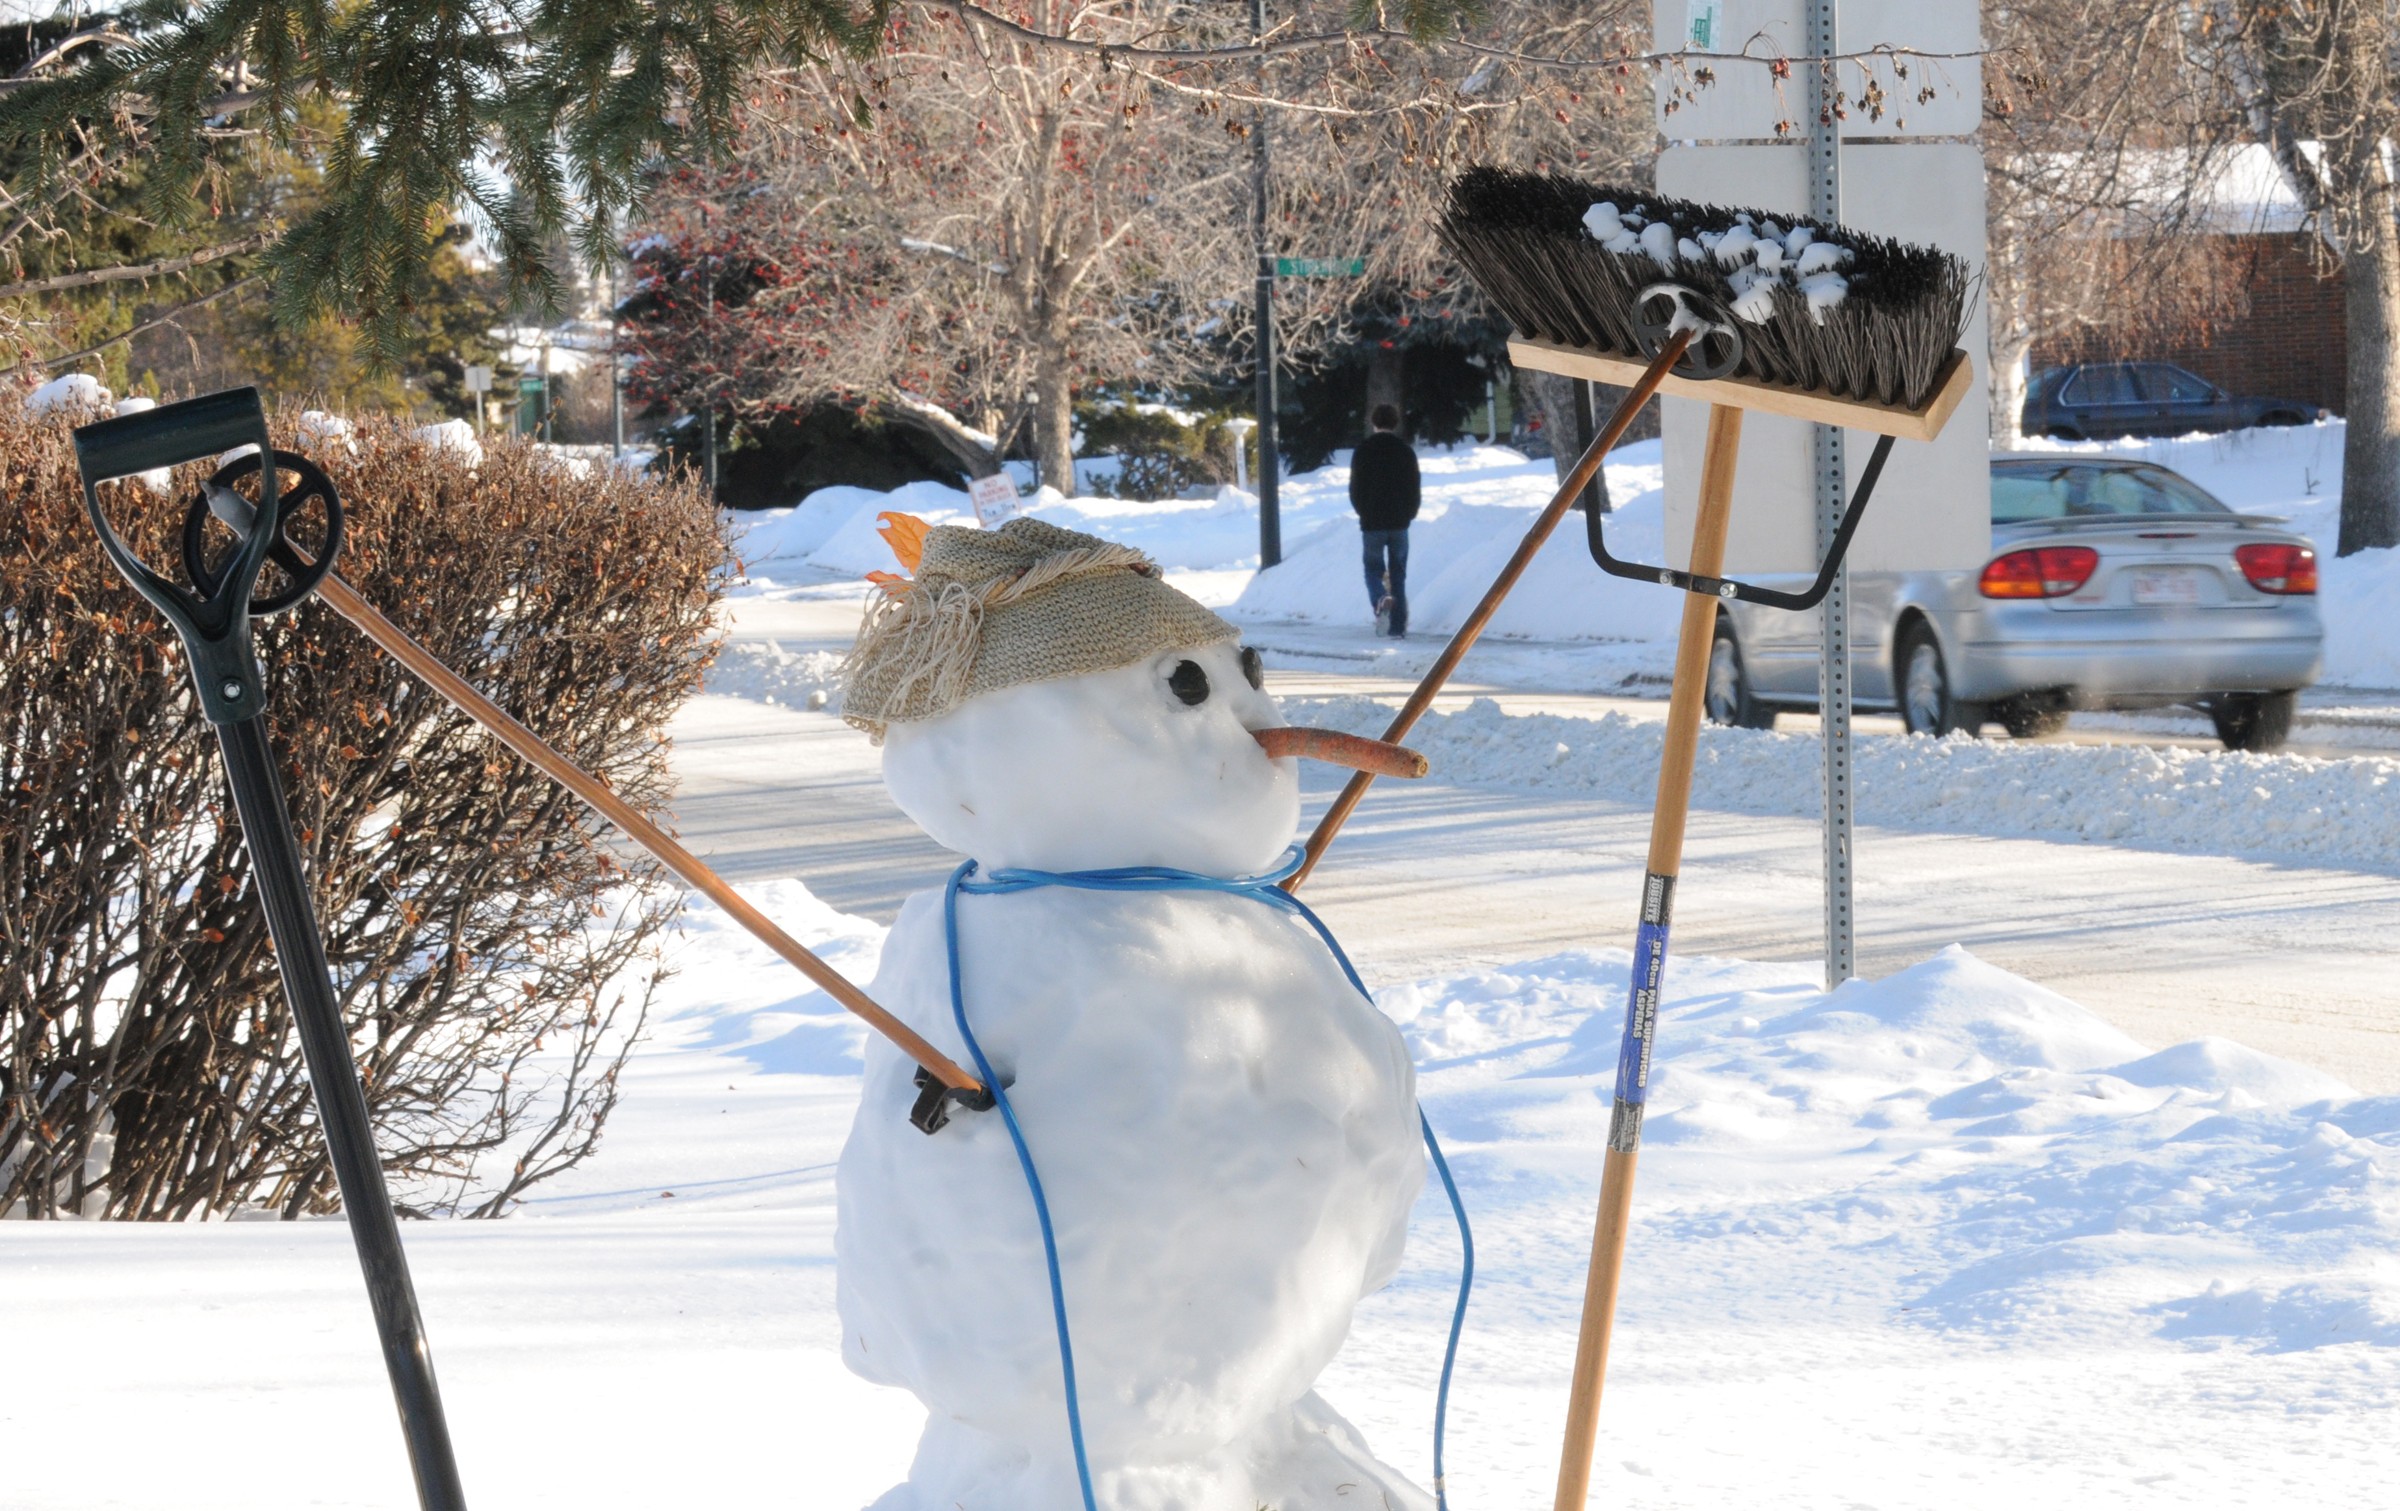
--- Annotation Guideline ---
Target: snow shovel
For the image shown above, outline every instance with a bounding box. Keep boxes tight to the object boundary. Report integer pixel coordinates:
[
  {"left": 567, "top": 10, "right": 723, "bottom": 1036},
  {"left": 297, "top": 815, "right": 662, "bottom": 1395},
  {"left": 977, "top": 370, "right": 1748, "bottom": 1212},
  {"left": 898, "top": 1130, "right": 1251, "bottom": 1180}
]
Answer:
[{"left": 73, "top": 388, "right": 468, "bottom": 1511}]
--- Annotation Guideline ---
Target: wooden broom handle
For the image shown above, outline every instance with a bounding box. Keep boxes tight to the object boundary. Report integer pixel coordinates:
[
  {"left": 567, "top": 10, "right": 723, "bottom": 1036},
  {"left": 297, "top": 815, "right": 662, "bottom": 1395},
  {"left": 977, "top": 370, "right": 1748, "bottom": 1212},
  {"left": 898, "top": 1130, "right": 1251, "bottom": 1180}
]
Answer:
[
  {"left": 1549, "top": 401, "right": 1744, "bottom": 1511},
  {"left": 304, "top": 570, "right": 985, "bottom": 1096},
  {"left": 1282, "top": 330, "right": 1694, "bottom": 893}
]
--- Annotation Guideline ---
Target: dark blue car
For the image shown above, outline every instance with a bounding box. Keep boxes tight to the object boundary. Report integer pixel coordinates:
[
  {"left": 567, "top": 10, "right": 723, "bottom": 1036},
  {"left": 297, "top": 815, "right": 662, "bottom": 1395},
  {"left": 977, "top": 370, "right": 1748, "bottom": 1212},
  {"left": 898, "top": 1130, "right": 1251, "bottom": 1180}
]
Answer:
[{"left": 2024, "top": 362, "right": 2325, "bottom": 441}]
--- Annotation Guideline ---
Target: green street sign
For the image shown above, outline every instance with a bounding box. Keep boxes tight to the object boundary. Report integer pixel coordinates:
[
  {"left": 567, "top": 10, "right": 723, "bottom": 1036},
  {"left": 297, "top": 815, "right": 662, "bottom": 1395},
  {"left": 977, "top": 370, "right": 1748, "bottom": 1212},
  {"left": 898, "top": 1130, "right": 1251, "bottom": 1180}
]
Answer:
[{"left": 1274, "top": 256, "right": 1366, "bottom": 278}]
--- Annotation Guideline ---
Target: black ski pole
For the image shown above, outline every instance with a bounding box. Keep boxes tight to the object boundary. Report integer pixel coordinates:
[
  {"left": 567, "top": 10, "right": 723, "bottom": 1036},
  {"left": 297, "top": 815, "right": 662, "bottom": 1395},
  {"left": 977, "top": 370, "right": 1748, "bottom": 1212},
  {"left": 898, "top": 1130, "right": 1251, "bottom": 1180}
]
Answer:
[{"left": 72, "top": 388, "right": 469, "bottom": 1511}]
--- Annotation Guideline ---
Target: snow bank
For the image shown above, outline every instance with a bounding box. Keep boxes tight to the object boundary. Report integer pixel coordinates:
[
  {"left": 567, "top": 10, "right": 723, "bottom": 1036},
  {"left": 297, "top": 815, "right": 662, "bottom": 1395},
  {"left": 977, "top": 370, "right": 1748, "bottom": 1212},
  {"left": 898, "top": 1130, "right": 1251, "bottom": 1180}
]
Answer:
[
  {"left": 1398, "top": 940, "right": 2399, "bottom": 1368},
  {"left": 25, "top": 372, "right": 110, "bottom": 417},
  {"left": 1283, "top": 692, "right": 2400, "bottom": 870},
  {"left": 2322, "top": 545, "right": 2400, "bottom": 688},
  {"left": 731, "top": 445, "right": 1544, "bottom": 580},
  {"left": 738, "top": 425, "right": 2400, "bottom": 690},
  {"left": 1231, "top": 444, "right": 1667, "bottom": 641},
  {"left": 411, "top": 417, "right": 483, "bottom": 468}
]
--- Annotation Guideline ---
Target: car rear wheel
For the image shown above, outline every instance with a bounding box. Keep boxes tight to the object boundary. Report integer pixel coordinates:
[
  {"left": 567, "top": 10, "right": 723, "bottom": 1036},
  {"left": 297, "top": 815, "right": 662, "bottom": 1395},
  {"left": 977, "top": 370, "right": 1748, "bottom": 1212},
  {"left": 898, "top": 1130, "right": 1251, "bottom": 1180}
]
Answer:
[
  {"left": 2209, "top": 691, "right": 2297, "bottom": 752},
  {"left": 1706, "top": 621, "right": 1778, "bottom": 730},
  {"left": 1897, "top": 622, "right": 1986, "bottom": 738},
  {"left": 1997, "top": 697, "right": 2070, "bottom": 740}
]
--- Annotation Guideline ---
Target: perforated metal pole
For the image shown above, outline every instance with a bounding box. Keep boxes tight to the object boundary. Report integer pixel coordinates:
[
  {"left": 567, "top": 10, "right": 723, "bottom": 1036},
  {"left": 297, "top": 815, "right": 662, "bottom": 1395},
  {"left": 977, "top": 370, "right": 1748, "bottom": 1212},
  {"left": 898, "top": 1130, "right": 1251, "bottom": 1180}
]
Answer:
[
  {"left": 1250, "top": 0, "right": 1281, "bottom": 568},
  {"left": 1810, "top": 0, "right": 1856, "bottom": 987}
]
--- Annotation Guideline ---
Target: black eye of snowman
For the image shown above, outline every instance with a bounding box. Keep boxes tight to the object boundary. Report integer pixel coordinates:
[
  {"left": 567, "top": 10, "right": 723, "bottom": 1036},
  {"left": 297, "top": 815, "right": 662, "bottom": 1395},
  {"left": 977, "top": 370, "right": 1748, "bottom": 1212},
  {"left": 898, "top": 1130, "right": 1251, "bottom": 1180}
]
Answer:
[
  {"left": 1239, "top": 645, "right": 1264, "bottom": 691},
  {"left": 1168, "top": 659, "right": 1210, "bottom": 706}
]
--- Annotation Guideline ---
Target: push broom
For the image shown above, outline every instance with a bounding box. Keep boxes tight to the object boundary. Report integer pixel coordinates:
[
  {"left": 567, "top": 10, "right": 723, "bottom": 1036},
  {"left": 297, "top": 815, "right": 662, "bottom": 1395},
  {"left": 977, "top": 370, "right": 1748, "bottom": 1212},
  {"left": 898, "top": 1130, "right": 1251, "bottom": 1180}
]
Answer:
[{"left": 1284, "top": 165, "right": 1975, "bottom": 1506}]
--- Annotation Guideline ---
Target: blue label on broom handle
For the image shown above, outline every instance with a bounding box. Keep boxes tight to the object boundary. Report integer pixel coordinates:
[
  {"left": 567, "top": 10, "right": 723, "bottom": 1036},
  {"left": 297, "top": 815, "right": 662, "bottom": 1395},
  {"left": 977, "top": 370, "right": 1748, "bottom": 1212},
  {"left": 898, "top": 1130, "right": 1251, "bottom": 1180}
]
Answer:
[{"left": 1608, "top": 873, "right": 1676, "bottom": 1152}]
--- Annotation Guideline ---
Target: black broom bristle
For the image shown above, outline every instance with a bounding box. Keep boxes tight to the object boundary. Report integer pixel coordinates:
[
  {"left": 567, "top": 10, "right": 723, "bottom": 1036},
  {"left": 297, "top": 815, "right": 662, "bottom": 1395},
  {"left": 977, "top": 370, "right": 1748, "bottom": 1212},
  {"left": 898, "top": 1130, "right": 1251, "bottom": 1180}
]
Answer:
[{"left": 1439, "top": 166, "right": 1974, "bottom": 413}]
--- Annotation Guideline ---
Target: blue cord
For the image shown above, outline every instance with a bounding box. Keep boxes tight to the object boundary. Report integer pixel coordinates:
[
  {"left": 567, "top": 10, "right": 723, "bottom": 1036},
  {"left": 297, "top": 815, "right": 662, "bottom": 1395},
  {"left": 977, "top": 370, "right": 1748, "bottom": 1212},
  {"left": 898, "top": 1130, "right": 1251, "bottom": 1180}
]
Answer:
[
  {"left": 943, "top": 863, "right": 1100, "bottom": 1511},
  {"left": 942, "top": 845, "right": 1474, "bottom": 1511}
]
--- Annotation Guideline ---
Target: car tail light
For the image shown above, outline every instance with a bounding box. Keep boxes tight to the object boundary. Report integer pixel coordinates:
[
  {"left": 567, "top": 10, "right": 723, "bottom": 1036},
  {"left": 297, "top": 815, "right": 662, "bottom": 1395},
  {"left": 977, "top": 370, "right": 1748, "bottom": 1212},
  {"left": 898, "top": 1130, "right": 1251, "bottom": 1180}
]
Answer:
[
  {"left": 1979, "top": 546, "right": 2100, "bottom": 599},
  {"left": 2235, "top": 542, "right": 2317, "bottom": 594}
]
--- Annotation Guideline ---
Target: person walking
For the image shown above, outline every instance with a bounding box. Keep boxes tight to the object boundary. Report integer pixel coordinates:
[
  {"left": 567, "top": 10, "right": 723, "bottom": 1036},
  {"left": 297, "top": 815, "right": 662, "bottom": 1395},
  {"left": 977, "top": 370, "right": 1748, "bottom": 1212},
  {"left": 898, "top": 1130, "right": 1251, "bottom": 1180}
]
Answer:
[{"left": 1349, "top": 403, "right": 1420, "bottom": 638}]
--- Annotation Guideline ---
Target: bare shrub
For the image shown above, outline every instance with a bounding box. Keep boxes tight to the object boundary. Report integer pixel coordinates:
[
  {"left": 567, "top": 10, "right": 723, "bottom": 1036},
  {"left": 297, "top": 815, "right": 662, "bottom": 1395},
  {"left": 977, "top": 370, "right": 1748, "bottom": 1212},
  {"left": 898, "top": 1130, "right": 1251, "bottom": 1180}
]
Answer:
[{"left": 1, "top": 393, "right": 728, "bottom": 1219}]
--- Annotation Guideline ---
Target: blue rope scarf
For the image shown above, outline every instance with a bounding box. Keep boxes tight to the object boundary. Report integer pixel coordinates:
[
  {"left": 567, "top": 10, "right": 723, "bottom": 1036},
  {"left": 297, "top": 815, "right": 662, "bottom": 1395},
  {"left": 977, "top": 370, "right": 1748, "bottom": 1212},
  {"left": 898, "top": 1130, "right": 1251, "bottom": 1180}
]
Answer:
[{"left": 941, "top": 844, "right": 1474, "bottom": 1511}]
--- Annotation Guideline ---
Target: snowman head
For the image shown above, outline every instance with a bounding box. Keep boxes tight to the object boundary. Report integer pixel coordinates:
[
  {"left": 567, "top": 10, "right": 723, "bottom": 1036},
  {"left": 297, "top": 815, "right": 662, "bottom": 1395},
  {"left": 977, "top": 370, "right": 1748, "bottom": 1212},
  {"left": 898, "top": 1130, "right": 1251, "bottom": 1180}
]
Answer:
[{"left": 846, "top": 517, "right": 1422, "bottom": 876}]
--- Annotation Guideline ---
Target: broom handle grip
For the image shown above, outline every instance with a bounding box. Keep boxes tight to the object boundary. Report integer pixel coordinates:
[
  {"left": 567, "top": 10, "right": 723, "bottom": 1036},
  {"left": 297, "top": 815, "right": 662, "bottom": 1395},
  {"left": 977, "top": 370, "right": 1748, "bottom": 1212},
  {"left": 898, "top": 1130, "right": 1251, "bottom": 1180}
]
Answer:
[
  {"left": 1283, "top": 331, "right": 1693, "bottom": 894},
  {"left": 309, "top": 572, "right": 985, "bottom": 1096},
  {"left": 1550, "top": 401, "right": 1744, "bottom": 1511}
]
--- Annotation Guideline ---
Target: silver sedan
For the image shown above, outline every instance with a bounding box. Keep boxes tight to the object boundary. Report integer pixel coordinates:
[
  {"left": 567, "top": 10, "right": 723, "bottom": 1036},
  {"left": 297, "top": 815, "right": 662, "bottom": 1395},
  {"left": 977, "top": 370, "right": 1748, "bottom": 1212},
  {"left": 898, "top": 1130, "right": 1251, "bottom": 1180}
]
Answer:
[{"left": 1706, "top": 455, "right": 2325, "bottom": 751}]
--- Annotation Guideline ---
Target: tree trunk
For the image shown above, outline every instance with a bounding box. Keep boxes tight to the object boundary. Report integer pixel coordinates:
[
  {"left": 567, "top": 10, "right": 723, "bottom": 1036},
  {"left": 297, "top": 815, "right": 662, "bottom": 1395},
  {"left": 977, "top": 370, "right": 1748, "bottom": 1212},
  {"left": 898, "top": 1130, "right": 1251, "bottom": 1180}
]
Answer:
[
  {"left": 2339, "top": 205, "right": 2400, "bottom": 555},
  {"left": 1990, "top": 331, "right": 2032, "bottom": 448},
  {"left": 1527, "top": 370, "right": 1585, "bottom": 486},
  {"left": 1032, "top": 344, "right": 1076, "bottom": 495}
]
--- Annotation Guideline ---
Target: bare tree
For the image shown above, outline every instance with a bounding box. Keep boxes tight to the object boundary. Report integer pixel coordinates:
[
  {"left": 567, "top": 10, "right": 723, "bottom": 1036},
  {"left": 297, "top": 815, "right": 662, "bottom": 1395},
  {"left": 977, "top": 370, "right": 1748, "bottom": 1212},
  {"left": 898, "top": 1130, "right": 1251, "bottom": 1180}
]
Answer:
[
  {"left": 622, "top": 0, "right": 1656, "bottom": 483},
  {"left": 2183, "top": 1, "right": 2400, "bottom": 555},
  {"left": 1975, "top": 2, "right": 2244, "bottom": 446}
]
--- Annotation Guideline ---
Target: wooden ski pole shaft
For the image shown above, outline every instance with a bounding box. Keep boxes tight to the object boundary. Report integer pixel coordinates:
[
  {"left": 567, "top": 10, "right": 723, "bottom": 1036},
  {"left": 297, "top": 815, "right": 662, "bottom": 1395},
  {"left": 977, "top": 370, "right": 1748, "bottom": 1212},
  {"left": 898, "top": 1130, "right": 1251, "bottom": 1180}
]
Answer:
[
  {"left": 304, "top": 569, "right": 986, "bottom": 1097},
  {"left": 1550, "top": 401, "right": 1743, "bottom": 1510},
  {"left": 1283, "top": 331, "right": 1691, "bottom": 893}
]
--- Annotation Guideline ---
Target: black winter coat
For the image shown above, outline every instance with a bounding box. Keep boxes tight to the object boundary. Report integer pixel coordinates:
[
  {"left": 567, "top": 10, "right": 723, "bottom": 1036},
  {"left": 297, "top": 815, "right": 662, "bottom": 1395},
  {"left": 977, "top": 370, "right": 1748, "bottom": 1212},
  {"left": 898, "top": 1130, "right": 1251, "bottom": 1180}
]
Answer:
[{"left": 1348, "top": 431, "right": 1421, "bottom": 530}]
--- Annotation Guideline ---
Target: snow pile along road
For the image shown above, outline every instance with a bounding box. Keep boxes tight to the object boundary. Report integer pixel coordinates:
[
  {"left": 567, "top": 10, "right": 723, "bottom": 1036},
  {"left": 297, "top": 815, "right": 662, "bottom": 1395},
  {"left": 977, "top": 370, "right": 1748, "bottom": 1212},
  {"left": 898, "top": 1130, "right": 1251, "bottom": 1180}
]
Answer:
[
  {"left": 1379, "top": 942, "right": 2400, "bottom": 1505},
  {"left": 733, "top": 423, "right": 2400, "bottom": 690},
  {"left": 1227, "top": 444, "right": 1672, "bottom": 643},
  {"left": 1283, "top": 693, "right": 2400, "bottom": 869}
]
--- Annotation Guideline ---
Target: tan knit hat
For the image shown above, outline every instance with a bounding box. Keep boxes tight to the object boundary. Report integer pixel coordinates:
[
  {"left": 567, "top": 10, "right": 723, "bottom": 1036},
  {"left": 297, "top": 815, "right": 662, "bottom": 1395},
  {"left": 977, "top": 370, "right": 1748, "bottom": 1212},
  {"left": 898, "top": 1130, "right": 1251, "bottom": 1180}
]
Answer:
[{"left": 840, "top": 517, "right": 1239, "bottom": 739}]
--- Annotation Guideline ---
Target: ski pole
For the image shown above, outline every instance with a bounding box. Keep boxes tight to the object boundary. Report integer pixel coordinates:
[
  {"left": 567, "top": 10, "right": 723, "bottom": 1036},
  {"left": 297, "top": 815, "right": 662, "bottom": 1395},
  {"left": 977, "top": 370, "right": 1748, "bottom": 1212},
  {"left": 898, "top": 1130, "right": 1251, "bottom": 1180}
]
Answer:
[
  {"left": 185, "top": 449, "right": 991, "bottom": 1128},
  {"left": 73, "top": 390, "right": 469, "bottom": 1511},
  {"left": 1282, "top": 330, "right": 1691, "bottom": 893}
]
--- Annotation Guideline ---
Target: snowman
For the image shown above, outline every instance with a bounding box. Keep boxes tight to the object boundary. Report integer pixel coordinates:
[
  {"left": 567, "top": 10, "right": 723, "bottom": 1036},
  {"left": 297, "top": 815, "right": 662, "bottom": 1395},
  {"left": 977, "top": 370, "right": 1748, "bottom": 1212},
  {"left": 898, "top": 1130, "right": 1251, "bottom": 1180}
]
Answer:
[{"left": 834, "top": 517, "right": 1438, "bottom": 1511}]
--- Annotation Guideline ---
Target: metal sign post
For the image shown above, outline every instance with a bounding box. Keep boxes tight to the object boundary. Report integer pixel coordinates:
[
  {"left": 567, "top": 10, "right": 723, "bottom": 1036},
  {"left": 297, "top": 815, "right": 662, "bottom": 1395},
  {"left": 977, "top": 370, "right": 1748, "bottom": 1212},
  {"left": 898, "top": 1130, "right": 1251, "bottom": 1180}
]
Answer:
[
  {"left": 462, "top": 364, "right": 492, "bottom": 437},
  {"left": 1656, "top": 0, "right": 1988, "bottom": 993},
  {"left": 1249, "top": 0, "right": 1280, "bottom": 568},
  {"left": 1809, "top": 0, "right": 1856, "bottom": 988}
]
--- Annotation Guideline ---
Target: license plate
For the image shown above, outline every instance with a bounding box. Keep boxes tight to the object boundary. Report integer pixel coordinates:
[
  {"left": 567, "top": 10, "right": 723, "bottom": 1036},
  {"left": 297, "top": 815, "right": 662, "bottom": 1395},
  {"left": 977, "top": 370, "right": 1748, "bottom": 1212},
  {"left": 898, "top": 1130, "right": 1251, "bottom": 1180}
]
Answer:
[{"left": 2130, "top": 568, "right": 2202, "bottom": 605}]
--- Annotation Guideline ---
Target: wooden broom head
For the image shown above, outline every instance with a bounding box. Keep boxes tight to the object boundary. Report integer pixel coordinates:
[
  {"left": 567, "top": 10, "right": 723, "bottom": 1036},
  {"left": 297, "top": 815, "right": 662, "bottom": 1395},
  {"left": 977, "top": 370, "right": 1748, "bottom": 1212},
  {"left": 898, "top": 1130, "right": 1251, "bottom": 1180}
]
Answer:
[{"left": 1439, "top": 166, "right": 1974, "bottom": 414}]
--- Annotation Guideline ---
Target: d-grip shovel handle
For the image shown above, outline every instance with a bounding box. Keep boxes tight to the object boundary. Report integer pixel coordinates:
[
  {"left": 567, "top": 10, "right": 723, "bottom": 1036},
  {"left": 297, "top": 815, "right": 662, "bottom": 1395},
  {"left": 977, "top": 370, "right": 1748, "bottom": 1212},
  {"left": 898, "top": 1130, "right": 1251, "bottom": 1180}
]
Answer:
[
  {"left": 182, "top": 449, "right": 345, "bottom": 615},
  {"left": 72, "top": 387, "right": 288, "bottom": 723},
  {"left": 1583, "top": 430, "right": 1897, "bottom": 612}
]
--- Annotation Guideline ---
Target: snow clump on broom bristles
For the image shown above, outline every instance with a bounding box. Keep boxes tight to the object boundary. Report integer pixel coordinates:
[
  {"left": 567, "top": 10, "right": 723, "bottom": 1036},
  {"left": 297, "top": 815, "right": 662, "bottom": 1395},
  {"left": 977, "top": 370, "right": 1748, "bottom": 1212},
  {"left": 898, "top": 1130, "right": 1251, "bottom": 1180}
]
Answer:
[
  {"left": 1436, "top": 166, "right": 1973, "bottom": 411},
  {"left": 1581, "top": 200, "right": 1856, "bottom": 325}
]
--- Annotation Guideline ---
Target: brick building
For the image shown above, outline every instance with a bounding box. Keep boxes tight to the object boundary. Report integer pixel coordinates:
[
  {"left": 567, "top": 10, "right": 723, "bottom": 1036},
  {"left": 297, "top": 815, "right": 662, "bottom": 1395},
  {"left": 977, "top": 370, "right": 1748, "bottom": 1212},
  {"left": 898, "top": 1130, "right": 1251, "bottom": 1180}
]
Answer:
[{"left": 2032, "top": 232, "right": 2348, "bottom": 413}]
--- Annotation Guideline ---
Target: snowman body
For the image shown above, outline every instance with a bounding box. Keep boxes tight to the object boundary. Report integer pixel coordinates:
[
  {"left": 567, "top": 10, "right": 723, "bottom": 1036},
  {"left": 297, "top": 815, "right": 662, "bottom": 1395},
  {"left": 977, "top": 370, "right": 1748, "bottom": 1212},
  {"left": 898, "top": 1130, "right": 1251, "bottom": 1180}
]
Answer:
[{"left": 835, "top": 644, "right": 1430, "bottom": 1510}]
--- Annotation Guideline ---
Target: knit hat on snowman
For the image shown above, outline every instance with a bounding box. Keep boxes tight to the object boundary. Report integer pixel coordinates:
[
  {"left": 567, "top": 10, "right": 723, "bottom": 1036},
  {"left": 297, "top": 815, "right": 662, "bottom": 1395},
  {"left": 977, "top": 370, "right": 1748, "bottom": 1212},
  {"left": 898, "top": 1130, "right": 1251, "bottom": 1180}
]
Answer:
[{"left": 841, "top": 516, "right": 1238, "bottom": 740}]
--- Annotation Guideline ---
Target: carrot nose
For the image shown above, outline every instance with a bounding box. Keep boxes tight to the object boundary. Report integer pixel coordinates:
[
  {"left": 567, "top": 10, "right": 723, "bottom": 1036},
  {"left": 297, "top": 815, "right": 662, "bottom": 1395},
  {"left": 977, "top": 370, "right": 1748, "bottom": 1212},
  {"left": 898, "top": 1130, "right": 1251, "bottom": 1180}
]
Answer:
[{"left": 1251, "top": 726, "right": 1430, "bottom": 779}]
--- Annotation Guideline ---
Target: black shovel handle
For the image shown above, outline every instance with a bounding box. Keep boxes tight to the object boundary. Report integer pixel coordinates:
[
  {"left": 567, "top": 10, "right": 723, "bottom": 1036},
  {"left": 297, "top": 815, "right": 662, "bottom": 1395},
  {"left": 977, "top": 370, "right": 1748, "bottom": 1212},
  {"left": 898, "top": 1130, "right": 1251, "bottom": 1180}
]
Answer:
[{"left": 71, "top": 390, "right": 469, "bottom": 1511}]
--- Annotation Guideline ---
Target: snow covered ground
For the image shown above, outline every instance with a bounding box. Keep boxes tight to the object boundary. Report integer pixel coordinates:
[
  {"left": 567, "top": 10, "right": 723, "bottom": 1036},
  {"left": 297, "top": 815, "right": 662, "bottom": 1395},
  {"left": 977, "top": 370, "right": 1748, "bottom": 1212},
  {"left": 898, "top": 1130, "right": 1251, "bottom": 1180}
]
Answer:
[
  {"left": 14, "top": 422, "right": 2400, "bottom": 1508},
  {"left": 17, "top": 860, "right": 2397, "bottom": 1508}
]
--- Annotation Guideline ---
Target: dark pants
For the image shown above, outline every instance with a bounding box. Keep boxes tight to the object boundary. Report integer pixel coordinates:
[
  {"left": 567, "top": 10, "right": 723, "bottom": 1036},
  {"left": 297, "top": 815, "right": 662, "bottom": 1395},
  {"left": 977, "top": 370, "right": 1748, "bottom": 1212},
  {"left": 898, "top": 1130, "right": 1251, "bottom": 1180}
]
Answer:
[{"left": 1361, "top": 527, "right": 1409, "bottom": 635}]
